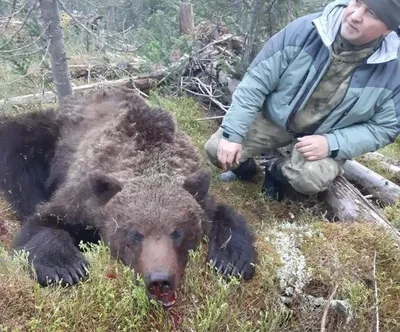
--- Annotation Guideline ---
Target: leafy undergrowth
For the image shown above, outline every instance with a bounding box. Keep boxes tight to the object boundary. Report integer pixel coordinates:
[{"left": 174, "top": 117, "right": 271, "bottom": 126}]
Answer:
[{"left": 0, "top": 95, "right": 399, "bottom": 331}]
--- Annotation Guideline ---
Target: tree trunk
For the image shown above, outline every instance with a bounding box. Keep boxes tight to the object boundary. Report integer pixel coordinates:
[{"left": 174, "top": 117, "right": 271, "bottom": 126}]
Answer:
[
  {"left": 179, "top": 3, "right": 194, "bottom": 35},
  {"left": 286, "top": 0, "right": 295, "bottom": 24},
  {"left": 39, "top": 0, "right": 73, "bottom": 107},
  {"left": 244, "top": 0, "right": 262, "bottom": 64},
  {"left": 107, "top": 4, "right": 117, "bottom": 31},
  {"left": 343, "top": 160, "right": 400, "bottom": 206}
]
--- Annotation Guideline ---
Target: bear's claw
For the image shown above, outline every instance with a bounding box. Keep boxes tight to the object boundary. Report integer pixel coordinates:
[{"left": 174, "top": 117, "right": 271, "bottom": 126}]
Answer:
[
  {"left": 33, "top": 252, "right": 89, "bottom": 286},
  {"left": 207, "top": 232, "right": 255, "bottom": 280}
]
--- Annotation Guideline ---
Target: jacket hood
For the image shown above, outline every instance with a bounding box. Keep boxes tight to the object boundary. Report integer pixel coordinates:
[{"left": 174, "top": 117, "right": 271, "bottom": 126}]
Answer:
[{"left": 312, "top": 0, "right": 400, "bottom": 64}]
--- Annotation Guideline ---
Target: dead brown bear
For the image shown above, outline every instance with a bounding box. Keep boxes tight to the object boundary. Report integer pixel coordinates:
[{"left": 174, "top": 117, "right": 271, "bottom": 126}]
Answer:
[{"left": 0, "top": 88, "right": 256, "bottom": 306}]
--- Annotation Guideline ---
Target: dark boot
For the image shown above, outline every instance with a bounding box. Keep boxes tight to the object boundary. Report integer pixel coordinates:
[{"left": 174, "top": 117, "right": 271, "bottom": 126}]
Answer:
[
  {"left": 219, "top": 158, "right": 257, "bottom": 182},
  {"left": 262, "top": 158, "right": 288, "bottom": 202}
]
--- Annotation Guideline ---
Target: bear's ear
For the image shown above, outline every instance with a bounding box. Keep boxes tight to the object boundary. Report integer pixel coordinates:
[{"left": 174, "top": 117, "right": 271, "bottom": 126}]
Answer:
[
  {"left": 183, "top": 168, "right": 211, "bottom": 203},
  {"left": 88, "top": 171, "right": 122, "bottom": 205}
]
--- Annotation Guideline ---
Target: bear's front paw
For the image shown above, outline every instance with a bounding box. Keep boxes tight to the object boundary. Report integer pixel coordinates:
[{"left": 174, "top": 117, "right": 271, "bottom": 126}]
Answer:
[
  {"left": 207, "top": 226, "right": 256, "bottom": 280},
  {"left": 31, "top": 250, "right": 89, "bottom": 287}
]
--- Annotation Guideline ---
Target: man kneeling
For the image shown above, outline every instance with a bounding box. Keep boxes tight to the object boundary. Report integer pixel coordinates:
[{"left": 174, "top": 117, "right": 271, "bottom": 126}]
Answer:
[{"left": 205, "top": 0, "right": 400, "bottom": 201}]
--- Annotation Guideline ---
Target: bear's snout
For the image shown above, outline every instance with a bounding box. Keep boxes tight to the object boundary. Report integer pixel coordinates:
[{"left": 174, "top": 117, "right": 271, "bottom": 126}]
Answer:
[
  {"left": 145, "top": 271, "right": 177, "bottom": 307},
  {"left": 139, "top": 237, "right": 181, "bottom": 306},
  {"left": 146, "top": 271, "right": 174, "bottom": 295}
]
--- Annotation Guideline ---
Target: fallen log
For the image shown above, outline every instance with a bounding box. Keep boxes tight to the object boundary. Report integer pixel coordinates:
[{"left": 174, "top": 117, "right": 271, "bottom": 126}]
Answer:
[
  {"left": 343, "top": 159, "right": 400, "bottom": 206},
  {"left": 275, "top": 148, "right": 400, "bottom": 245},
  {"left": 0, "top": 70, "right": 166, "bottom": 107},
  {"left": 68, "top": 62, "right": 142, "bottom": 79},
  {"left": 321, "top": 175, "right": 400, "bottom": 246}
]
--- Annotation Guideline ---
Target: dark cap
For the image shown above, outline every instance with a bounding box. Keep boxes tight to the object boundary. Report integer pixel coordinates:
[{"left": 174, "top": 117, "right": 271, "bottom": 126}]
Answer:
[{"left": 363, "top": 0, "right": 400, "bottom": 31}]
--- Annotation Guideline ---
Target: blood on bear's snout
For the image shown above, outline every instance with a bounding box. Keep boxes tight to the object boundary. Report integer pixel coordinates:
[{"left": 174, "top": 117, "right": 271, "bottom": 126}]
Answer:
[{"left": 138, "top": 236, "right": 181, "bottom": 307}]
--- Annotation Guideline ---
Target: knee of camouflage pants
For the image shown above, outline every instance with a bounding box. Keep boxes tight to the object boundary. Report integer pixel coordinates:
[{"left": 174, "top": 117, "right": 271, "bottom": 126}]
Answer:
[
  {"left": 204, "top": 128, "right": 252, "bottom": 169},
  {"left": 281, "top": 145, "right": 344, "bottom": 195},
  {"left": 204, "top": 129, "right": 221, "bottom": 168}
]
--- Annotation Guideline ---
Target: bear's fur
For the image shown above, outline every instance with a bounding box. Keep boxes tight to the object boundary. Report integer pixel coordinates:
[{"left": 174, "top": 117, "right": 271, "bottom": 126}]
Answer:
[{"left": 0, "top": 88, "right": 256, "bottom": 306}]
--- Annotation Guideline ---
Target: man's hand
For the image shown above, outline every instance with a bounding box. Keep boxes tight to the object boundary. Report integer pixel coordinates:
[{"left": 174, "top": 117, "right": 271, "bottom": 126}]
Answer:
[
  {"left": 295, "top": 135, "right": 329, "bottom": 161},
  {"left": 217, "top": 139, "right": 242, "bottom": 170}
]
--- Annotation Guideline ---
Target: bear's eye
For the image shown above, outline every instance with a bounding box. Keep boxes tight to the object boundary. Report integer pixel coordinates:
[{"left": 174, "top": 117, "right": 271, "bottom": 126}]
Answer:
[
  {"left": 170, "top": 228, "right": 183, "bottom": 240},
  {"left": 131, "top": 231, "right": 144, "bottom": 243}
]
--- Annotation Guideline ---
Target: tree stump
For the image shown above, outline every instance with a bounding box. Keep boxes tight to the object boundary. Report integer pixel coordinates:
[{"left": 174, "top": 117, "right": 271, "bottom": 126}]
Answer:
[{"left": 179, "top": 3, "right": 194, "bottom": 35}]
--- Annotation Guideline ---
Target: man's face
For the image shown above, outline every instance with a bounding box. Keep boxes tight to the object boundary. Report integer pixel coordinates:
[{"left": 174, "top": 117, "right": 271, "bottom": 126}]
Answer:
[{"left": 341, "top": 0, "right": 391, "bottom": 46}]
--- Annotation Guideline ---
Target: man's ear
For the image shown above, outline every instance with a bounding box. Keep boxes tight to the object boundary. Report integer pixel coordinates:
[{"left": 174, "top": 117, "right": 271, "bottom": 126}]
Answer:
[
  {"left": 183, "top": 168, "right": 212, "bottom": 203},
  {"left": 88, "top": 170, "right": 122, "bottom": 205}
]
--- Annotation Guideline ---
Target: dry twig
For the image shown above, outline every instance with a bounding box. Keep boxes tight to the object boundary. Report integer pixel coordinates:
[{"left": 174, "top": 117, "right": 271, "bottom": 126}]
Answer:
[
  {"left": 195, "top": 115, "right": 224, "bottom": 121},
  {"left": 192, "top": 34, "right": 235, "bottom": 56},
  {"left": 320, "top": 284, "right": 338, "bottom": 332}
]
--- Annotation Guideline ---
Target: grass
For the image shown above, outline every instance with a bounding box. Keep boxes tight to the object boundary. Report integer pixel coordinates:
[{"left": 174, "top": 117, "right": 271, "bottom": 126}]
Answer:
[{"left": 0, "top": 88, "right": 400, "bottom": 331}]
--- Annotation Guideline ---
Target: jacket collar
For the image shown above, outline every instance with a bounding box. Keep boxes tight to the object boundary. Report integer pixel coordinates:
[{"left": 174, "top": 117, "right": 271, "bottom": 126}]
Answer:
[{"left": 312, "top": 0, "right": 400, "bottom": 64}]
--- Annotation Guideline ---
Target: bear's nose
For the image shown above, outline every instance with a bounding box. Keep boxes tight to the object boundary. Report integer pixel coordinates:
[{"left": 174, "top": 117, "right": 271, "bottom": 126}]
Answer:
[{"left": 146, "top": 272, "right": 173, "bottom": 295}]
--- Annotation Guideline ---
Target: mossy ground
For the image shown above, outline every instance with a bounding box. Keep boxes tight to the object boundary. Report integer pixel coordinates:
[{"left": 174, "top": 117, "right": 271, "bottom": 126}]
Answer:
[{"left": 0, "top": 63, "right": 399, "bottom": 332}]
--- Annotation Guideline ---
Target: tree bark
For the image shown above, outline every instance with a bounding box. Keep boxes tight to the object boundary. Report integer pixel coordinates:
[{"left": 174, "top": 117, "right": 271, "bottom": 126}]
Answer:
[
  {"left": 179, "top": 3, "right": 194, "bottom": 35},
  {"left": 321, "top": 175, "right": 400, "bottom": 246},
  {"left": 343, "top": 159, "right": 400, "bottom": 206},
  {"left": 39, "top": 0, "right": 73, "bottom": 107},
  {"left": 244, "top": 0, "right": 263, "bottom": 64}
]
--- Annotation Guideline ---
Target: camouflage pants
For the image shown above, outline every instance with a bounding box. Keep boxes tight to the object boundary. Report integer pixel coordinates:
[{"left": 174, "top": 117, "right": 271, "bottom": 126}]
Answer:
[{"left": 205, "top": 111, "right": 344, "bottom": 195}]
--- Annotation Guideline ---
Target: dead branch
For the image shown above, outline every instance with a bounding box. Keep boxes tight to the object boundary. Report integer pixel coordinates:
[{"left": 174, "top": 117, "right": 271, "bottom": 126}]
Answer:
[
  {"left": 320, "top": 284, "right": 338, "bottom": 332},
  {"left": 321, "top": 176, "right": 400, "bottom": 246},
  {"left": 183, "top": 88, "right": 228, "bottom": 113},
  {"left": 67, "top": 62, "right": 142, "bottom": 79},
  {"left": 0, "top": 71, "right": 165, "bottom": 107},
  {"left": 156, "top": 56, "right": 190, "bottom": 87},
  {"left": 343, "top": 159, "right": 400, "bottom": 205},
  {"left": 192, "top": 34, "right": 235, "bottom": 57},
  {"left": 216, "top": 45, "right": 235, "bottom": 58},
  {"left": 195, "top": 115, "right": 224, "bottom": 121}
]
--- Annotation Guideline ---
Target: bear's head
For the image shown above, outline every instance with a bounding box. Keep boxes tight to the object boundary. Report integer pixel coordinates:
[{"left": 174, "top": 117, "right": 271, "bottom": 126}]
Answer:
[{"left": 88, "top": 168, "right": 211, "bottom": 306}]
